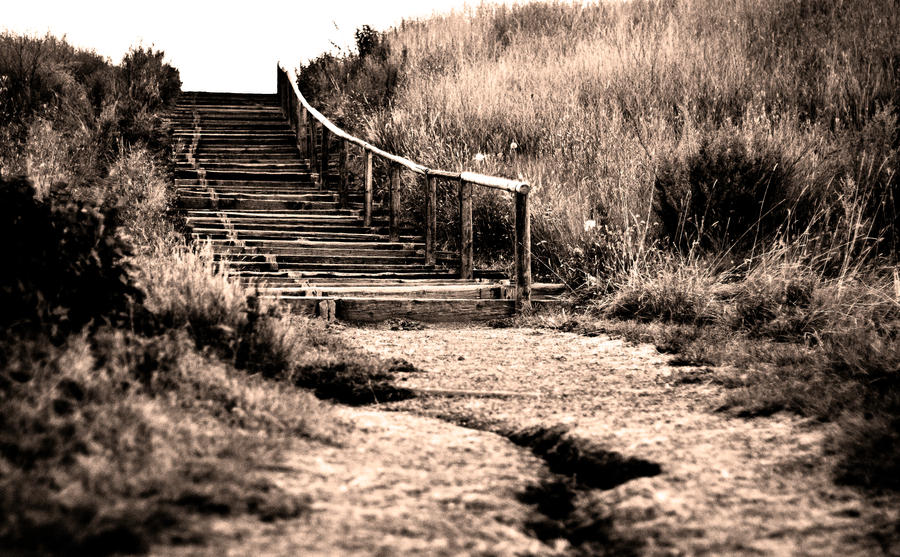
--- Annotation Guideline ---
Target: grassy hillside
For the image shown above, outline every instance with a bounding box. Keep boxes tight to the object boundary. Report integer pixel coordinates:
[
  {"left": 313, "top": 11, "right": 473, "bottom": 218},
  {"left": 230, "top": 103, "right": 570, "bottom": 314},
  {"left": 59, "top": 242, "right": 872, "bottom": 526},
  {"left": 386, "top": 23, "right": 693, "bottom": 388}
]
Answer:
[
  {"left": 0, "top": 32, "right": 410, "bottom": 555},
  {"left": 298, "top": 0, "right": 900, "bottom": 490}
]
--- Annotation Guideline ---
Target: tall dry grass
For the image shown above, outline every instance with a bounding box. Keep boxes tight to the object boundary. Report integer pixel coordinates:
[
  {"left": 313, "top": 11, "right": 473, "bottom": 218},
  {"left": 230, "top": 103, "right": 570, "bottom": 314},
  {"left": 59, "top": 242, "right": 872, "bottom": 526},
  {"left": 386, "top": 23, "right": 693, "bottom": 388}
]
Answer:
[{"left": 301, "top": 0, "right": 897, "bottom": 273}]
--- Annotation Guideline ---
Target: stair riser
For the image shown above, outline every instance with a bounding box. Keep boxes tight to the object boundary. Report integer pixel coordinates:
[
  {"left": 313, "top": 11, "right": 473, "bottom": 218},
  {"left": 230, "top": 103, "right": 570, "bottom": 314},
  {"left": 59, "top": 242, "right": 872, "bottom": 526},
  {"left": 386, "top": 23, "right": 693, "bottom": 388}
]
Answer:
[
  {"left": 176, "top": 171, "right": 312, "bottom": 182},
  {"left": 178, "top": 199, "right": 361, "bottom": 211},
  {"left": 280, "top": 297, "right": 515, "bottom": 322}
]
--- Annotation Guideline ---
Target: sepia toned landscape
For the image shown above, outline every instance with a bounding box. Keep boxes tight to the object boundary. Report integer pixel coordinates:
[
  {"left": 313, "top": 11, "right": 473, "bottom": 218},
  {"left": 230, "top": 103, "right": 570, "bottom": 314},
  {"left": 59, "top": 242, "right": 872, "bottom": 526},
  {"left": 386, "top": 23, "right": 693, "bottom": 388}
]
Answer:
[{"left": 2, "top": 1, "right": 899, "bottom": 555}]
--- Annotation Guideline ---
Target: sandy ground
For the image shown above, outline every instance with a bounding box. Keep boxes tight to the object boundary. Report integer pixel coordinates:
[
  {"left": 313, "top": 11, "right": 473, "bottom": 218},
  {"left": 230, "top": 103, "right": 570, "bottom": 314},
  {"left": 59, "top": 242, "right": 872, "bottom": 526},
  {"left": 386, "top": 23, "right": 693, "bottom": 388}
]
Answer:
[
  {"left": 342, "top": 323, "right": 900, "bottom": 556},
  {"left": 155, "top": 322, "right": 899, "bottom": 556},
  {"left": 155, "top": 406, "right": 555, "bottom": 556}
]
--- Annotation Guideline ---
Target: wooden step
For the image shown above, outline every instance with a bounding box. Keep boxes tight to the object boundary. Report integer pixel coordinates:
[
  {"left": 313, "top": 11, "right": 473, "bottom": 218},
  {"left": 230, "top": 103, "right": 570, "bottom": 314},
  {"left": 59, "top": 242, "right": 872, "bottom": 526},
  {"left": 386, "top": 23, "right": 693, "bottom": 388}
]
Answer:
[
  {"left": 262, "top": 283, "right": 504, "bottom": 299},
  {"left": 167, "top": 90, "right": 539, "bottom": 322}
]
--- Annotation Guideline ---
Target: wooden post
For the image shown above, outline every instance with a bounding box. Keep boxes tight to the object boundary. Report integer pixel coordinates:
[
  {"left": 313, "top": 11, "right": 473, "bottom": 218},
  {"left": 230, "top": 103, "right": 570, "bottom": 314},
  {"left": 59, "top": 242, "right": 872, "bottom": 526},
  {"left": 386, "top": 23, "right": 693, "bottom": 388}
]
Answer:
[
  {"left": 306, "top": 113, "right": 315, "bottom": 171},
  {"left": 338, "top": 139, "right": 348, "bottom": 208},
  {"left": 319, "top": 126, "right": 330, "bottom": 191},
  {"left": 364, "top": 150, "right": 374, "bottom": 228},
  {"left": 389, "top": 164, "right": 400, "bottom": 242},
  {"left": 425, "top": 172, "right": 436, "bottom": 265},
  {"left": 515, "top": 191, "right": 532, "bottom": 310},
  {"left": 300, "top": 106, "right": 309, "bottom": 158},
  {"left": 458, "top": 178, "right": 473, "bottom": 280}
]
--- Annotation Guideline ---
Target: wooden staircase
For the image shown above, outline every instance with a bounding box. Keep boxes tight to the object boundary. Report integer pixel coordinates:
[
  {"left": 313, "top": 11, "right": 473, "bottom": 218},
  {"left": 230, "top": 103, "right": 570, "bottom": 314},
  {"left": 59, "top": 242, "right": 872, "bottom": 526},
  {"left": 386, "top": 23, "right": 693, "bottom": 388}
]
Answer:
[{"left": 170, "top": 89, "right": 563, "bottom": 322}]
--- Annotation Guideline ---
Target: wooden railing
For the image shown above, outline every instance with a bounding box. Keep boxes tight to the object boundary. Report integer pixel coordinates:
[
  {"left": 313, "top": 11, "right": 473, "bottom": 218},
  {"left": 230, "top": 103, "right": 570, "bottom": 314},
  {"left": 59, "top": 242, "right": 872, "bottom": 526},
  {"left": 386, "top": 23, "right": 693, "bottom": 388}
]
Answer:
[{"left": 276, "top": 64, "right": 531, "bottom": 308}]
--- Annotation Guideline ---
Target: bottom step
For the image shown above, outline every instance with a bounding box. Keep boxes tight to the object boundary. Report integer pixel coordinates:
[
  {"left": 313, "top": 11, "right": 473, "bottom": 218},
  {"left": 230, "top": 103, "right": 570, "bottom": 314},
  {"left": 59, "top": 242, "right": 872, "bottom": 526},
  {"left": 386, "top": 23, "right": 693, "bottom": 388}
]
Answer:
[{"left": 274, "top": 296, "right": 516, "bottom": 322}]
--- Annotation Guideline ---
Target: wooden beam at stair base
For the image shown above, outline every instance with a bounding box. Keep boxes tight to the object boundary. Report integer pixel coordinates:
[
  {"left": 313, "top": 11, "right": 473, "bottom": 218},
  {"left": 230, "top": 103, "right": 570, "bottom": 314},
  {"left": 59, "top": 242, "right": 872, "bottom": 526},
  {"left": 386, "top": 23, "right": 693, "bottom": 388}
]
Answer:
[
  {"left": 265, "top": 283, "right": 503, "bottom": 299},
  {"left": 278, "top": 296, "right": 516, "bottom": 322},
  {"left": 425, "top": 173, "right": 436, "bottom": 265},
  {"left": 459, "top": 178, "right": 473, "bottom": 279},
  {"left": 390, "top": 164, "right": 400, "bottom": 242}
]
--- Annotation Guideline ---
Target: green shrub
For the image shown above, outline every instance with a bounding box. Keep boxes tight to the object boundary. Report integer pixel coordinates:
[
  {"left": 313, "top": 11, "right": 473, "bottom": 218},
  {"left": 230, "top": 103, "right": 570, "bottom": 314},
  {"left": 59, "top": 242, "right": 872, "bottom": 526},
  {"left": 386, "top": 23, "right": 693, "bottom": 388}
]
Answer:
[
  {"left": 0, "top": 33, "right": 112, "bottom": 146},
  {"left": 602, "top": 256, "right": 722, "bottom": 324},
  {"left": 1, "top": 33, "right": 180, "bottom": 178}
]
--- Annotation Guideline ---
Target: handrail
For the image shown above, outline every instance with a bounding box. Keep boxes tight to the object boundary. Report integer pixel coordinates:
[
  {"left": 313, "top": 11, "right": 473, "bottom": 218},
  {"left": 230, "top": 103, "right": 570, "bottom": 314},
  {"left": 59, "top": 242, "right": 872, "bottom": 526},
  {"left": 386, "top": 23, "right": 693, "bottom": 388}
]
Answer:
[
  {"left": 275, "top": 63, "right": 531, "bottom": 309},
  {"left": 277, "top": 63, "right": 529, "bottom": 195}
]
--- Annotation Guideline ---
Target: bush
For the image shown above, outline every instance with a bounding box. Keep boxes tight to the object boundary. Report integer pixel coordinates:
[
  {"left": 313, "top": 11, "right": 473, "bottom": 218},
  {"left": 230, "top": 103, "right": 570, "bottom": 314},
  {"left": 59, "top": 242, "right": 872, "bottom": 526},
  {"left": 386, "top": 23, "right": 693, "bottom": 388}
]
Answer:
[
  {"left": 0, "top": 175, "right": 140, "bottom": 341},
  {"left": 653, "top": 127, "right": 799, "bottom": 257},
  {"left": 297, "top": 25, "right": 403, "bottom": 127},
  {"left": 105, "top": 46, "right": 181, "bottom": 155},
  {"left": 1, "top": 33, "right": 180, "bottom": 178},
  {"left": 0, "top": 33, "right": 112, "bottom": 146},
  {"left": 105, "top": 147, "right": 173, "bottom": 245},
  {"left": 602, "top": 256, "right": 722, "bottom": 324}
]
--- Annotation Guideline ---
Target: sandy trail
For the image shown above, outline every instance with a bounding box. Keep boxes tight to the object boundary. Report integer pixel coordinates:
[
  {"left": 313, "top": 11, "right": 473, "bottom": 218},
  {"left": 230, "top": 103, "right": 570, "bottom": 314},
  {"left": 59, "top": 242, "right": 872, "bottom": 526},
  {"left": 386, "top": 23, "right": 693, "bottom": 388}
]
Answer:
[
  {"left": 155, "top": 406, "right": 552, "bottom": 556},
  {"left": 339, "top": 323, "right": 899, "bottom": 556},
  {"left": 155, "top": 322, "right": 898, "bottom": 556}
]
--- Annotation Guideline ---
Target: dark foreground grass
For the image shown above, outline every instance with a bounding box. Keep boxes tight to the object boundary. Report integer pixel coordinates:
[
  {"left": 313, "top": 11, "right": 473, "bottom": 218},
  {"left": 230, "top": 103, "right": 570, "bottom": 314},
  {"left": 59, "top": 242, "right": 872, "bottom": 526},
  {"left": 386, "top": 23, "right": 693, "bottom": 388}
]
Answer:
[
  {"left": 0, "top": 330, "right": 331, "bottom": 555},
  {"left": 1, "top": 241, "right": 416, "bottom": 554}
]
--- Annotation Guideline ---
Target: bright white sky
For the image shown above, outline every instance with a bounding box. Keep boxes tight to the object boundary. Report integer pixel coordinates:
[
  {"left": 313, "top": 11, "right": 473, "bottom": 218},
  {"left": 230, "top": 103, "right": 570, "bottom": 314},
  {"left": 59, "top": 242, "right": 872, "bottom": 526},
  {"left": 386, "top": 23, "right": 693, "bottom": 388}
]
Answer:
[{"left": 2, "top": 0, "right": 512, "bottom": 92}]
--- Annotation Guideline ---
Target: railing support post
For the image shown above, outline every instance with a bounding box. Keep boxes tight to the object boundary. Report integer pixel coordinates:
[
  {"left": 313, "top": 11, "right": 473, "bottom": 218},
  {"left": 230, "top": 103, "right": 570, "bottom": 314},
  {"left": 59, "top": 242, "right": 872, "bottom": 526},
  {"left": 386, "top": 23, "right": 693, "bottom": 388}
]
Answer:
[
  {"left": 319, "top": 126, "right": 329, "bottom": 191},
  {"left": 299, "top": 106, "right": 308, "bottom": 158},
  {"left": 515, "top": 190, "right": 532, "bottom": 310},
  {"left": 425, "top": 172, "right": 436, "bottom": 266},
  {"left": 307, "top": 113, "right": 316, "bottom": 173},
  {"left": 458, "top": 178, "right": 473, "bottom": 279},
  {"left": 364, "top": 149, "right": 374, "bottom": 228},
  {"left": 339, "top": 139, "right": 348, "bottom": 208},
  {"left": 389, "top": 164, "right": 400, "bottom": 242}
]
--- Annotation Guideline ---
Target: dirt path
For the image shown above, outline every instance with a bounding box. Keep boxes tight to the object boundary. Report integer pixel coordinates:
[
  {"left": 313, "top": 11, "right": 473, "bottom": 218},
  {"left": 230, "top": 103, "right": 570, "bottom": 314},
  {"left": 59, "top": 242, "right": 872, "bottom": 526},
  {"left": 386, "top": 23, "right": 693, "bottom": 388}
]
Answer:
[
  {"left": 337, "top": 323, "right": 900, "bottom": 556},
  {"left": 155, "top": 322, "right": 898, "bottom": 556},
  {"left": 155, "top": 406, "right": 554, "bottom": 556}
]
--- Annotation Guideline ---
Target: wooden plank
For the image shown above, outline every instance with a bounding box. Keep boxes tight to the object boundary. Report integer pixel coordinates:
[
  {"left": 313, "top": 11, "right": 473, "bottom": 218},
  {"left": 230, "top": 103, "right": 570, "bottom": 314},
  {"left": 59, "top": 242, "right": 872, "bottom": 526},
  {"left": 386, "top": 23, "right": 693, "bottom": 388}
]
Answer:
[
  {"left": 515, "top": 191, "right": 532, "bottom": 310},
  {"left": 459, "top": 178, "right": 473, "bottom": 280},
  {"left": 364, "top": 150, "right": 374, "bottom": 227},
  {"left": 266, "top": 283, "right": 502, "bottom": 299},
  {"left": 390, "top": 164, "right": 400, "bottom": 242},
  {"left": 425, "top": 173, "right": 436, "bottom": 265},
  {"left": 335, "top": 297, "right": 515, "bottom": 322}
]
